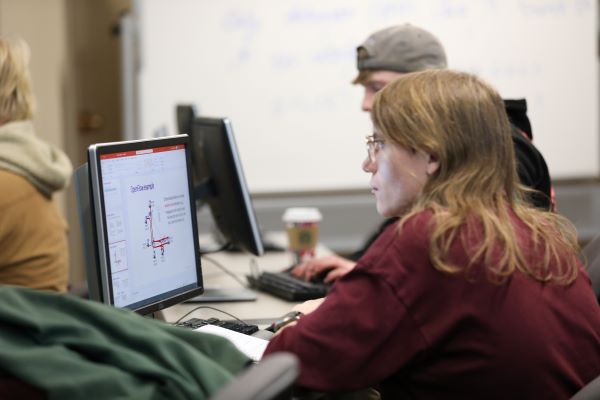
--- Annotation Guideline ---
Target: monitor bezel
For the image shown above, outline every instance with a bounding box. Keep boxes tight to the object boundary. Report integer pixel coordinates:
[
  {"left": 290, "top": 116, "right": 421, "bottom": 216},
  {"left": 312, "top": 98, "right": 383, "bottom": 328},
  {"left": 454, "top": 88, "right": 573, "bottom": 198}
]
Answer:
[
  {"left": 87, "top": 134, "right": 204, "bottom": 315},
  {"left": 190, "top": 116, "right": 264, "bottom": 256}
]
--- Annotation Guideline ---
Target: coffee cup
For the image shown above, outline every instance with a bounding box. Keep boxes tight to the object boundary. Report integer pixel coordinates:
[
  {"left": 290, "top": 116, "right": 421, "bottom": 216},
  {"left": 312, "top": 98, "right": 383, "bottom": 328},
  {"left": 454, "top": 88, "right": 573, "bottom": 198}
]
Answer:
[{"left": 282, "top": 207, "right": 322, "bottom": 265}]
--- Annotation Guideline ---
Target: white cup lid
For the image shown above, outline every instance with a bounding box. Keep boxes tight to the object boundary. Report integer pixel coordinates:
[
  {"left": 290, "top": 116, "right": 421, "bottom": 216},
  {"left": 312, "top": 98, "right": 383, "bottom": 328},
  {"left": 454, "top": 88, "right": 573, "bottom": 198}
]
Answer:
[{"left": 282, "top": 207, "right": 322, "bottom": 223}]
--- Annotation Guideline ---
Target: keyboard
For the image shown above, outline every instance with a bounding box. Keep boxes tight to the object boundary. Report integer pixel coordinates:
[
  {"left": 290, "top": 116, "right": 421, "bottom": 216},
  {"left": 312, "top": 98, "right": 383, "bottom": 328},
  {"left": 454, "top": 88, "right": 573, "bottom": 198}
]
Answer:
[
  {"left": 176, "top": 317, "right": 259, "bottom": 335},
  {"left": 248, "top": 271, "right": 330, "bottom": 301}
]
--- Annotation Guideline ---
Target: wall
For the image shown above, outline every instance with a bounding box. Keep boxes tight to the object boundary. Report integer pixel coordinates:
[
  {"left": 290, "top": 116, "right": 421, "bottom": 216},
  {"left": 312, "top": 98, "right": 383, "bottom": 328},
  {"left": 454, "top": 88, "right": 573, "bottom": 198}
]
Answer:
[
  {"left": 133, "top": 0, "right": 599, "bottom": 194},
  {"left": 132, "top": 0, "right": 600, "bottom": 252},
  {"left": 63, "top": 0, "right": 131, "bottom": 286}
]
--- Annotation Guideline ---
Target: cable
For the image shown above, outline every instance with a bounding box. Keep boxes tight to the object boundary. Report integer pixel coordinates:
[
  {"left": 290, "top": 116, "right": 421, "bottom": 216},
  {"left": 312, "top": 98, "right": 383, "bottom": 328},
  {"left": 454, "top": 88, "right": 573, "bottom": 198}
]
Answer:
[
  {"left": 198, "top": 241, "right": 231, "bottom": 255},
  {"left": 175, "top": 305, "right": 250, "bottom": 325},
  {"left": 201, "top": 254, "right": 248, "bottom": 288}
]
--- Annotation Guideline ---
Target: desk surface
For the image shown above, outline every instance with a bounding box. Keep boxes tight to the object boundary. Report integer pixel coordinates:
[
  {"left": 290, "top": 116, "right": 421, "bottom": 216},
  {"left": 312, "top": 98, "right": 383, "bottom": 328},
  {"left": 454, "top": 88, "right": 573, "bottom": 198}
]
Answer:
[{"left": 161, "top": 234, "right": 331, "bottom": 327}]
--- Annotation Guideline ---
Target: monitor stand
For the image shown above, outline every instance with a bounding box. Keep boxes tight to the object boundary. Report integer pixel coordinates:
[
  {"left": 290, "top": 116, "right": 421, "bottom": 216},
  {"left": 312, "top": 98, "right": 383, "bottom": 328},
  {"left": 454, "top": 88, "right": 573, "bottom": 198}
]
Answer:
[{"left": 186, "top": 287, "right": 257, "bottom": 303}]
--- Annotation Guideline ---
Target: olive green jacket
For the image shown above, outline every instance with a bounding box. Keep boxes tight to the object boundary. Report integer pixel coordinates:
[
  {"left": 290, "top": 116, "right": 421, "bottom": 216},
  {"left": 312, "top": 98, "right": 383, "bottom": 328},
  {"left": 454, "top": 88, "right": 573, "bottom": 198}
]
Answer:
[{"left": 0, "top": 286, "right": 251, "bottom": 399}]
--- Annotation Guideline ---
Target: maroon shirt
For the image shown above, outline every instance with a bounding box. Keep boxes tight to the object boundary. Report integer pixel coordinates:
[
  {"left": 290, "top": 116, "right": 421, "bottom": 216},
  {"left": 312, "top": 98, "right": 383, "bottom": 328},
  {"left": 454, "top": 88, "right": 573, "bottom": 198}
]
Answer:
[{"left": 265, "top": 211, "right": 600, "bottom": 399}]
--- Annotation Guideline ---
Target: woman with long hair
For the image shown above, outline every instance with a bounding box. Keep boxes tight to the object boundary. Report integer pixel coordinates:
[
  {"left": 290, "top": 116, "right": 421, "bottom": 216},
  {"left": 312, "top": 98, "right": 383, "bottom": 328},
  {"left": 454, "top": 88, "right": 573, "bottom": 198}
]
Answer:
[{"left": 264, "top": 70, "right": 600, "bottom": 399}]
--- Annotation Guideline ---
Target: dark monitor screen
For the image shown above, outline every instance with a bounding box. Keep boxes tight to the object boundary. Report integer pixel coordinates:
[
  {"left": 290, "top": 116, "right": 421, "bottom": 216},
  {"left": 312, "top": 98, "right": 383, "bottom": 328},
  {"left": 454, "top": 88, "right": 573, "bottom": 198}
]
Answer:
[
  {"left": 176, "top": 104, "right": 197, "bottom": 136},
  {"left": 187, "top": 116, "right": 264, "bottom": 257},
  {"left": 75, "top": 135, "right": 204, "bottom": 315}
]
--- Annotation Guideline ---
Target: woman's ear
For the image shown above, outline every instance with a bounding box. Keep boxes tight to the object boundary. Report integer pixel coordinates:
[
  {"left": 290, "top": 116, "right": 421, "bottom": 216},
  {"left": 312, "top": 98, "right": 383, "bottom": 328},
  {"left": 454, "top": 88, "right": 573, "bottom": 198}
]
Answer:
[{"left": 426, "top": 153, "right": 440, "bottom": 176}]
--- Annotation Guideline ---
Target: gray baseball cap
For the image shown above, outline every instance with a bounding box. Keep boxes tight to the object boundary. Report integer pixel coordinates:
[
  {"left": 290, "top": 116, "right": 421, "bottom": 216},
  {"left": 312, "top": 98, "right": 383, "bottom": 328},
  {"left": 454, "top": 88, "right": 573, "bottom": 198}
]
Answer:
[{"left": 356, "top": 24, "right": 447, "bottom": 73}]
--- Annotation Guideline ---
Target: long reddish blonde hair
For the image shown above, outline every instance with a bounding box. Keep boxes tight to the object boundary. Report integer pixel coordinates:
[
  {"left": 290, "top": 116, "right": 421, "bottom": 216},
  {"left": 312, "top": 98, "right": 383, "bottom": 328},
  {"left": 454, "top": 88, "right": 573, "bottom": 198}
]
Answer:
[{"left": 372, "top": 69, "right": 579, "bottom": 284}]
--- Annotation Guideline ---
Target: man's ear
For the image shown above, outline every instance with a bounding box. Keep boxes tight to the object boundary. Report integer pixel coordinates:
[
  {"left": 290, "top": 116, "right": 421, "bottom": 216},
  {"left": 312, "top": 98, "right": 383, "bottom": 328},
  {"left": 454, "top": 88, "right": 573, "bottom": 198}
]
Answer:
[{"left": 426, "top": 153, "right": 440, "bottom": 176}]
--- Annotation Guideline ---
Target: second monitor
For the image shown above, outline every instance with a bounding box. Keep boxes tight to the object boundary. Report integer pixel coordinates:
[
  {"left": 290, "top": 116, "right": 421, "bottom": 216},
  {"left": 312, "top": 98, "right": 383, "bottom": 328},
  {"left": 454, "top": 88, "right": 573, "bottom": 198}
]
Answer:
[{"left": 186, "top": 114, "right": 265, "bottom": 257}]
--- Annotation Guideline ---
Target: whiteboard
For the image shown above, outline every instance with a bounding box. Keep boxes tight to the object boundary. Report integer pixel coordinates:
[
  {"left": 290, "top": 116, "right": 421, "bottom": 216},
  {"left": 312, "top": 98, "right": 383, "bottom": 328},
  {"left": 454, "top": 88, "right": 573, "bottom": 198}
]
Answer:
[{"left": 132, "top": 0, "right": 599, "bottom": 193}]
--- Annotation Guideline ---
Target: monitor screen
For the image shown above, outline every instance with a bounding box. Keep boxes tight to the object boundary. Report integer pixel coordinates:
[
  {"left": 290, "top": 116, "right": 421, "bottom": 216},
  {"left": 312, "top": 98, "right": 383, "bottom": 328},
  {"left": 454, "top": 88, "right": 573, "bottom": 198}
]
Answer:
[
  {"left": 188, "top": 116, "right": 264, "bottom": 257},
  {"left": 76, "top": 135, "right": 203, "bottom": 315}
]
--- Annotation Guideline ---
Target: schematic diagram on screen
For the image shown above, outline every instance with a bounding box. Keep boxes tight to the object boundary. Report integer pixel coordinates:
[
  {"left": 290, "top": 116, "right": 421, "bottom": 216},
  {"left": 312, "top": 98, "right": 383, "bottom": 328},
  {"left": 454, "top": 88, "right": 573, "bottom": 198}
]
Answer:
[{"left": 143, "top": 200, "right": 173, "bottom": 265}]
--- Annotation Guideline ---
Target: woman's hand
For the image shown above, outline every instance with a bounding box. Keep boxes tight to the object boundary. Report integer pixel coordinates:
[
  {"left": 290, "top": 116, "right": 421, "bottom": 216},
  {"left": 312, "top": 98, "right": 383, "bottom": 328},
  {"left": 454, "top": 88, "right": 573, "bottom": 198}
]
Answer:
[
  {"left": 291, "top": 255, "right": 356, "bottom": 283},
  {"left": 292, "top": 298, "right": 324, "bottom": 315}
]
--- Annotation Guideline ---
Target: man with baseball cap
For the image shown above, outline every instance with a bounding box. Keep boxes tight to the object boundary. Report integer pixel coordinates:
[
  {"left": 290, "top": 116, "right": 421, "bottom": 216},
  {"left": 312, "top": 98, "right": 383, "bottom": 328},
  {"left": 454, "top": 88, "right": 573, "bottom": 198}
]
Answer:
[
  {"left": 292, "top": 23, "right": 554, "bottom": 283},
  {"left": 354, "top": 24, "right": 447, "bottom": 112}
]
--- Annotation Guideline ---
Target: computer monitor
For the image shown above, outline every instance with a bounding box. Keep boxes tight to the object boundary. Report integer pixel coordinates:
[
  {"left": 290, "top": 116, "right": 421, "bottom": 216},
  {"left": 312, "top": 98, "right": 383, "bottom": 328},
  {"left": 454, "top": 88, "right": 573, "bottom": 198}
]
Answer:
[
  {"left": 180, "top": 113, "right": 264, "bottom": 257},
  {"left": 176, "top": 104, "right": 197, "bottom": 136},
  {"left": 74, "top": 134, "right": 204, "bottom": 315}
]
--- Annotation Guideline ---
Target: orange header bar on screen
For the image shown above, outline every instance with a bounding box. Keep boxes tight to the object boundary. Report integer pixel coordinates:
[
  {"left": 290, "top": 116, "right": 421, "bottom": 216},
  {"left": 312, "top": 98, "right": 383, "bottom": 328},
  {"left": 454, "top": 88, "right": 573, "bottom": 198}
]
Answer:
[{"left": 99, "top": 144, "right": 184, "bottom": 160}]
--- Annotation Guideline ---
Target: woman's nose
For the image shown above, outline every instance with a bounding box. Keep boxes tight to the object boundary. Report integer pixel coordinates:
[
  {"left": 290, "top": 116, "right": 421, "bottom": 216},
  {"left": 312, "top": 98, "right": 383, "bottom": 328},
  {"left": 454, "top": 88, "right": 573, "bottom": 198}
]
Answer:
[{"left": 362, "top": 155, "right": 375, "bottom": 173}]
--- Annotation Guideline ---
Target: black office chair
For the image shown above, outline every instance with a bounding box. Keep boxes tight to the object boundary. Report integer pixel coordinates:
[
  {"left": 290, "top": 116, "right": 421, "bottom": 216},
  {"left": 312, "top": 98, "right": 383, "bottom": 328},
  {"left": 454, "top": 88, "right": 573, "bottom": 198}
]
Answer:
[
  {"left": 571, "top": 374, "right": 600, "bottom": 400},
  {"left": 581, "top": 235, "right": 600, "bottom": 302},
  {"left": 210, "top": 352, "right": 299, "bottom": 400}
]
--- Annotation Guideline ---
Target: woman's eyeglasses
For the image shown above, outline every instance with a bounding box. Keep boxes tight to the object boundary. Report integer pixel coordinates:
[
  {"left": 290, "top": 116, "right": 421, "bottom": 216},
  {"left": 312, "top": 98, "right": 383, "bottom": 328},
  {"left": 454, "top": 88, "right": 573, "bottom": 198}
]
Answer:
[{"left": 365, "top": 135, "right": 385, "bottom": 163}]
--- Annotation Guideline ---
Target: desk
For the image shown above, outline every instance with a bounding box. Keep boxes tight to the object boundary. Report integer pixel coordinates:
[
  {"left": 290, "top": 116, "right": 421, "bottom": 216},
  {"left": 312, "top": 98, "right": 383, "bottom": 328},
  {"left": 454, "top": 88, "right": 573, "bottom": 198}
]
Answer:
[{"left": 161, "top": 233, "right": 331, "bottom": 327}]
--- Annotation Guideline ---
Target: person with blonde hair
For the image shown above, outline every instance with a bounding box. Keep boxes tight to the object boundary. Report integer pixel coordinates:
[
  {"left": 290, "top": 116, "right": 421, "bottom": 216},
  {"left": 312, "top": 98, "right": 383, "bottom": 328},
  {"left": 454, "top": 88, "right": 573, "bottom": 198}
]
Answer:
[
  {"left": 0, "top": 37, "right": 72, "bottom": 292},
  {"left": 264, "top": 69, "right": 600, "bottom": 399}
]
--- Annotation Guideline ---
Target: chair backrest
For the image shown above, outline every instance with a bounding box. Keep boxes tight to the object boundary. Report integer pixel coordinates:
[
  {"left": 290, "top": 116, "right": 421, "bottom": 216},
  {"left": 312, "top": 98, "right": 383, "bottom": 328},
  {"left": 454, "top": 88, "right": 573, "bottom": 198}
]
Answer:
[
  {"left": 571, "top": 374, "right": 600, "bottom": 400},
  {"left": 581, "top": 235, "right": 600, "bottom": 302},
  {"left": 210, "top": 352, "right": 299, "bottom": 400}
]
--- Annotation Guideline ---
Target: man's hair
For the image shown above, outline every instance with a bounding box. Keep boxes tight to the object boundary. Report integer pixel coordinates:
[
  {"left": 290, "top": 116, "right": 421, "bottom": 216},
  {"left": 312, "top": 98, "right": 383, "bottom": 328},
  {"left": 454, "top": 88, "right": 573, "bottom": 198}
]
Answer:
[
  {"left": 372, "top": 69, "right": 579, "bottom": 285},
  {"left": 0, "top": 37, "right": 35, "bottom": 122},
  {"left": 353, "top": 24, "right": 447, "bottom": 85}
]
